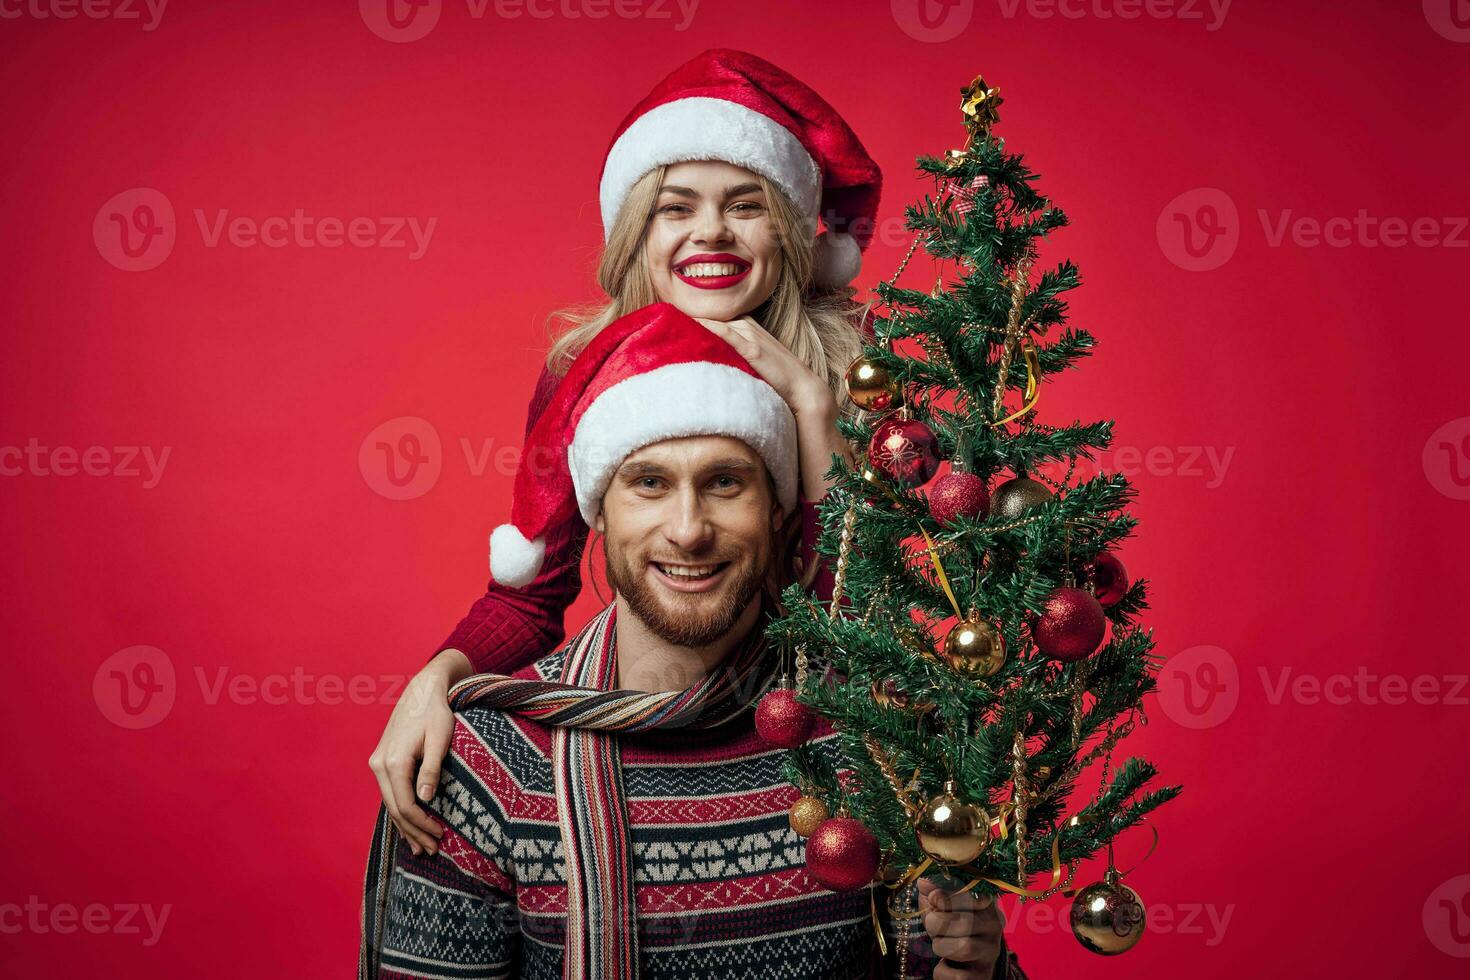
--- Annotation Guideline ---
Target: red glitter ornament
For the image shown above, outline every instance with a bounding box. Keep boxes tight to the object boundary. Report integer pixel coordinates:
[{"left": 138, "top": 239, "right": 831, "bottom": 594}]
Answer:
[
  {"left": 805, "top": 817, "right": 880, "bottom": 892},
  {"left": 1090, "top": 552, "right": 1129, "bottom": 607},
  {"left": 754, "top": 686, "right": 816, "bottom": 749},
  {"left": 867, "top": 418, "right": 941, "bottom": 486},
  {"left": 928, "top": 471, "right": 990, "bottom": 524},
  {"left": 1032, "top": 587, "right": 1107, "bottom": 662}
]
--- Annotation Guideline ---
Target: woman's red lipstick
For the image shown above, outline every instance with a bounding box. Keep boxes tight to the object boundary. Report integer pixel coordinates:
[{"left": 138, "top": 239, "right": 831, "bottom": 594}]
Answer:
[{"left": 673, "top": 252, "right": 752, "bottom": 290}]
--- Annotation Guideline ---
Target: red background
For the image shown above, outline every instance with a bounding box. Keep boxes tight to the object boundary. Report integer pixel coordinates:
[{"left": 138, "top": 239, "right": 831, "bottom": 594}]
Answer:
[{"left": 3, "top": 0, "right": 1468, "bottom": 975}]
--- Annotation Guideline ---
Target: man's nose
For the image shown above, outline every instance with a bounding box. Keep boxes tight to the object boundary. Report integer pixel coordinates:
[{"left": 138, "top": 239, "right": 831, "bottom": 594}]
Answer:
[{"left": 663, "top": 489, "right": 715, "bottom": 552}]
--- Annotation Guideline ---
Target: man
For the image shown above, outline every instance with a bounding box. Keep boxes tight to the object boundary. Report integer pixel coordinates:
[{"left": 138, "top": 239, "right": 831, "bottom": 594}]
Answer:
[{"left": 360, "top": 304, "right": 1021, "bottom": 979}]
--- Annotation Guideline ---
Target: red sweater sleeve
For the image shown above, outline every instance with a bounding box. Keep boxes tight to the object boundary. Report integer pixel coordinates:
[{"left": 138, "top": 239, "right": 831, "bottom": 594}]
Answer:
[{"left": 434, "top": 363, "right": 587, "bottom": 674}]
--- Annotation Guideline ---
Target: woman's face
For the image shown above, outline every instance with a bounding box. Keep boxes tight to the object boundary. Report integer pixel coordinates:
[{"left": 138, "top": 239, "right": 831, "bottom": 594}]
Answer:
[{"left": 644, "top": 160, "right": 784, "bottom": 321}]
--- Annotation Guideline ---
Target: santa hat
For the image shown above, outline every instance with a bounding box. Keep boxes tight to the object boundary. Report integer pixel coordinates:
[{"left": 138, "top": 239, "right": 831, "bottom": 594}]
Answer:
[
  {"left": 599, "top": 48, "right": 882, "bottom": 289},
  {"left": 489, "top": 303, "right": 799, "bottom": 588}
]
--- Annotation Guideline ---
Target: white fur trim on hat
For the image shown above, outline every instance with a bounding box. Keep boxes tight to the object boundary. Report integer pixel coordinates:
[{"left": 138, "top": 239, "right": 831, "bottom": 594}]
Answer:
[
  {"left": 567, "top": 361, "right": 799, "bottom": 525},
  {"left": 812, "top": 229, "right": 861, "bottom": 288},
  {"left": 600, "top": 97, "right": 823, "bottom": 238},
  {"left": 489, "top": 523, "right": 546, "bottom": 588}
]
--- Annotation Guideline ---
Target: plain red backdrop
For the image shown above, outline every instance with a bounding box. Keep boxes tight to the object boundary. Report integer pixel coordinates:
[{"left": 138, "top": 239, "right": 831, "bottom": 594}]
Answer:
[{"left": 3, "top": 0, "right": 1468, "bottom": 975}]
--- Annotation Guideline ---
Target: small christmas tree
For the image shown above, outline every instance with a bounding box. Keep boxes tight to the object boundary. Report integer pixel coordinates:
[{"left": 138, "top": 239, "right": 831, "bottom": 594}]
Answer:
[{"left": 758, "top": 74, "right": 1181, "bottom": 957}]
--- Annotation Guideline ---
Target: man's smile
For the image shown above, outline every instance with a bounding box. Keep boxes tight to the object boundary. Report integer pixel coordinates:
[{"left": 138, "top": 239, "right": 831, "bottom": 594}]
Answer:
[{"left": 649, "top": 559, "right": 733, "bottom": 593}]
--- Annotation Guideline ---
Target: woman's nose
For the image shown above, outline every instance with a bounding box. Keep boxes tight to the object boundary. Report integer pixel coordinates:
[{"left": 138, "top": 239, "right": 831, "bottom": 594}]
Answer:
[{"left": 692, "top": 204, "right": 733, "bottom": 246}]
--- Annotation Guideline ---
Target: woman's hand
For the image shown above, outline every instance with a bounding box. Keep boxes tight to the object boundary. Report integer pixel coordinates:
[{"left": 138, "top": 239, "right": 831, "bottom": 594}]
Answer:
[
  {"left": 692, "top": 316, "right": 833, "bottom": 418},
  {"left": 367, "top": 649, "right": 472, "bottom": 856},
  {"left": 693, "top": 316, "right": 853, "bottom": 502},
  {"left": 917, "top": 877, "right": 1007, "bottom": 979}
]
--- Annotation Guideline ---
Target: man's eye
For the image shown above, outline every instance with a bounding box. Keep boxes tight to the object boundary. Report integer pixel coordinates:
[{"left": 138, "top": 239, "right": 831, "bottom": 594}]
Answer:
[
  {"left": 711, "top": 475, "right": 742, "bottom": 490},
  {"left": 637, "top": 477, "right": 665, "bottom": 491}
]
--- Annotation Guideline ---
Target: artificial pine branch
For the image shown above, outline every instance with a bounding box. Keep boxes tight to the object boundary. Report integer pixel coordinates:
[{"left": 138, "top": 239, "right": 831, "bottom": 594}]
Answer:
[{"left": 768, "top": 76, "right": 1179, "bottom": 907}]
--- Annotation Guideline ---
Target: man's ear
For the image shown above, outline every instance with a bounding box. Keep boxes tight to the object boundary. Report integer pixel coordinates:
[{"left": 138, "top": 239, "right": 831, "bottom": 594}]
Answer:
[{"left": 594, "top": 511, "right": 606, "bottom": 535}]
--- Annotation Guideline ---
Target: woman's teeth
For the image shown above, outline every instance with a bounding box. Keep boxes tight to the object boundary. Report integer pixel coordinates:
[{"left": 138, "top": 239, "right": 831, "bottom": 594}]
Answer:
[
  {"left": 657, "top": 563, "right": 721, "bottom": 579},
  {"left": 678, "top": 263, "right": 745, "bottom": 278}
]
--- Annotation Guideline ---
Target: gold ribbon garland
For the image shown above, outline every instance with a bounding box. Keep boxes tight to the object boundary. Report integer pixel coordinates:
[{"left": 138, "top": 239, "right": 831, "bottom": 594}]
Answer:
[{"left": 991, "top": 342, "right": 1041, "bottom": 427}]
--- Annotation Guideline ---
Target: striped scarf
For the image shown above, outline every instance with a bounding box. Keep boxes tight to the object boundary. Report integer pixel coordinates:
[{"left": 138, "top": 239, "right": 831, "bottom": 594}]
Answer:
[{"left": 360, "top": 601, "right": 777, "bottom": 979}]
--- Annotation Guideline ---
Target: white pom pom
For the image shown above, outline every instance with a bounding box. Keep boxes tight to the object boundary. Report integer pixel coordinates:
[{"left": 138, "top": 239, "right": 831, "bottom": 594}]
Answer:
[
  {"left": 812, "top": 229, "right": 862, "bottom": 288},
  {"left": 489, "top": 524, "right": 546, "bottom": 588}
]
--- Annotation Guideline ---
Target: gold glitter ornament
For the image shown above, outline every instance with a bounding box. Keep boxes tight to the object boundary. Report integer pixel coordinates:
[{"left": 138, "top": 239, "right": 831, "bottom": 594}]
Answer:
[{"left": 789, "top": 795, "right": 831, "bottom": 838}]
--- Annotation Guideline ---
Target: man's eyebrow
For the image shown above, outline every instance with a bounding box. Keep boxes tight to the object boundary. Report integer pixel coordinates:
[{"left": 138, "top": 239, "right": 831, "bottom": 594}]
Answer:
[
  {"left": 616, "top": 460, "right": 670, "bottom": 479},
  {"left": 700, "top": 457, "right": 759, "bottom": 473},
  {"left": 657, "top": 182, "right": 765, "bottom": 199},
  {"left": 615, "top": 457, "right": 759, "bottom": 478}
]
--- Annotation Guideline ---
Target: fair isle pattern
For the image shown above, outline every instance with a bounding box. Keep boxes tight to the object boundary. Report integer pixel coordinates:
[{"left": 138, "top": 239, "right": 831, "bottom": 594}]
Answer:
[
  {"left": 362, "top": 604, "right": 1031, "bottom": 979},
  {"left": 446, "top": 603, "right": 775, "bottom": 980},
  {"left": 375, "top": 680, "right": 883, "bottom": 979}
]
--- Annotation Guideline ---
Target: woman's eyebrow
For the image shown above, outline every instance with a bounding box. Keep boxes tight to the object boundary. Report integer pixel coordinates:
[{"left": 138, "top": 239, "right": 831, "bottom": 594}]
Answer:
[{"left": 658, "top": 182, "right": 764, "bottom": 199}]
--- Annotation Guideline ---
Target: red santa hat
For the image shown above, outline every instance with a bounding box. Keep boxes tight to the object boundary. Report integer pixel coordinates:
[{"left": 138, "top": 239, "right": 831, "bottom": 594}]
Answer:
[
  {"left": 489, "top": 302, "right": 799, "bottom": 588},
  {"left": 599, "top": 48, "right": 882, "bottom": 290}
]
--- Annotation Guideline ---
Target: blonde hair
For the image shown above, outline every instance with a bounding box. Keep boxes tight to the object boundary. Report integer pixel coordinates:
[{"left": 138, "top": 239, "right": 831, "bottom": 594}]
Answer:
[{"left": 544, "top": 165, "right": 870, "bottom": 400}]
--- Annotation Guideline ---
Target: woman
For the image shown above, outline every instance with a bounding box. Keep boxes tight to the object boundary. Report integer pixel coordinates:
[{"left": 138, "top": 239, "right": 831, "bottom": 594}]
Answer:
[{"left": 369, "top": 48, "right": 882, "bottom": 858}]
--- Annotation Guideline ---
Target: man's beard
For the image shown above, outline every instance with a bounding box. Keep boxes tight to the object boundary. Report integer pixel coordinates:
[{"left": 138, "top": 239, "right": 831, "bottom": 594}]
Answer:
[{"left": 604, "top": 543, "right": 770, "bottom": 647}]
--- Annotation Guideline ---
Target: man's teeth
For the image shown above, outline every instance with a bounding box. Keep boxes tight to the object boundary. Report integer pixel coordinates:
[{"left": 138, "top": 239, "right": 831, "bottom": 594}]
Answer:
[
  {"left": 657, "top": 563, "right": 720, "bottom": 579},
  {"left": 677, "top": 263, "right": 746, "bottom": 278}
]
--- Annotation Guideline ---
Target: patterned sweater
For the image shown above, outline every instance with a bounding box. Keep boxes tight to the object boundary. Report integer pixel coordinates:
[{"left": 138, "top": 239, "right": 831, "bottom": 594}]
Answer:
[{"left": 375, "top": 646, "right": 970, "bottom": 979}]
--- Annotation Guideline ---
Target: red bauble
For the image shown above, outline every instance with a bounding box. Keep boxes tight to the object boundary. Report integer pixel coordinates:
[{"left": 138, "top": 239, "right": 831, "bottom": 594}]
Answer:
[
  {"left": 928, "top": 471, "right": 990, "bottom": 524},
  {"left": 754, "top": 688, "right": 816, "bottom": 748},
  {"left": 867, "top": 418, "right": 942, "bottom": 486},
  {"left": 805, "top": 817, "right": 880, "bottom": 892},
  {"left": 1032, "top": 587, "right": 1107, "bottom": 662},
  {"left": 1090, "top": 552, "right": 1129, "bottom": 607}
]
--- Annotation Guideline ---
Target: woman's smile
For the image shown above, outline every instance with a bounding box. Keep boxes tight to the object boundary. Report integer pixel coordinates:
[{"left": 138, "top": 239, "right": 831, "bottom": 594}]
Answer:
[{"left": 672, "top": 252, "right": 753, "bottom": 290}]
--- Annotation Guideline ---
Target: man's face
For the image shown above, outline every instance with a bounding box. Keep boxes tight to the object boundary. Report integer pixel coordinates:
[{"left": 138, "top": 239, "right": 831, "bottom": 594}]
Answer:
[{"left": 595, "top": 435, "right": 783, "bottom": 647}]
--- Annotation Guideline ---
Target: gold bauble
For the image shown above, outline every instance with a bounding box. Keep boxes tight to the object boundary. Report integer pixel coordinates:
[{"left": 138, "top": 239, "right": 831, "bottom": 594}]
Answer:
[
  {"left": 942, "top": 618, "right": 1006, "bottom": 678},
  {"left": 789, "top": 795, "right": 831, "bottom": 838},
  {"left": 1069, "top": 877, "right": 1147, "bottom": 955},
  {"left": 991, "top": 476, "right": 1054, "bottom": 521},
  {"left": 913, "top": 780, "right": 990, "bottom": 865},
  {"left": 845, "top": 355, "right": 904, "bottom": 412}
]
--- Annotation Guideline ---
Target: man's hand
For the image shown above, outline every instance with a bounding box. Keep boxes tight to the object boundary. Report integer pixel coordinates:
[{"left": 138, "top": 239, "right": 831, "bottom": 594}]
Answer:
[
  {"left": 367, "top": 649, "right": 471, "bottom": 856},
  {"left": 917, "top": 877, "right": 1006, "bottom": 979}
]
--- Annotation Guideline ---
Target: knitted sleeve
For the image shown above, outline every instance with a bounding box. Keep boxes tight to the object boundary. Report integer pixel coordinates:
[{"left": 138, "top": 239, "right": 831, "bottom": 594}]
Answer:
[
  {"left": 379, "top": 716, "right": 523, "bottom": 979},
  {"left": 434, "top": 363, "right": 588, "bottom": 674}
]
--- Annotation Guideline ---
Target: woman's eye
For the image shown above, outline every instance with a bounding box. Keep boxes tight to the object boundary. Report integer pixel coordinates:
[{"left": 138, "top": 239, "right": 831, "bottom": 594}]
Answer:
[{"left": 731, "top": 202, "right": 764, "bottom": 214}]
